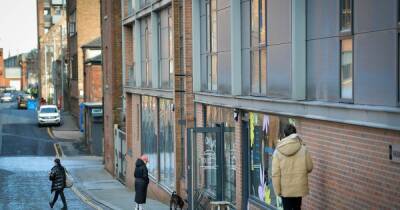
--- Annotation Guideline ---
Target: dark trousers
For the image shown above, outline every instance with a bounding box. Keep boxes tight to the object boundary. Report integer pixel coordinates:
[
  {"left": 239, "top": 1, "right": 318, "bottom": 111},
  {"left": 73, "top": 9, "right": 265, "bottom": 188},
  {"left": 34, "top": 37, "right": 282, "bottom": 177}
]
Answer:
[
  {"left": 281, "top": 197, "right": 302, "bottom": 210},
  {"left": 51, "top": 190, "right": 67, "bottom": 207}
]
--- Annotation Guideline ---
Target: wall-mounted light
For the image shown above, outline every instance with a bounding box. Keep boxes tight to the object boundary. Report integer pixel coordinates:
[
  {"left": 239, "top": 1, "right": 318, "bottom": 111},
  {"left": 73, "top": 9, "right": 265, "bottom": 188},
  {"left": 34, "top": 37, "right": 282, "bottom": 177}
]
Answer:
[{"left": 233, "top": 109, "right": 240, "bottom": 122}]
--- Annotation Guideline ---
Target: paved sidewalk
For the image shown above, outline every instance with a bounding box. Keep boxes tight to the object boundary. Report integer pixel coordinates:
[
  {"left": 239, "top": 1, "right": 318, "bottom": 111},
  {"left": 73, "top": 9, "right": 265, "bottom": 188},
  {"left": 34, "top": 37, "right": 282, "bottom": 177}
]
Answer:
[
  {"left": 67, "top": 156, "right": 169, "bottom": 210},
  {"left": 53, "top": 111, "right": 83, "bottom": 140}
]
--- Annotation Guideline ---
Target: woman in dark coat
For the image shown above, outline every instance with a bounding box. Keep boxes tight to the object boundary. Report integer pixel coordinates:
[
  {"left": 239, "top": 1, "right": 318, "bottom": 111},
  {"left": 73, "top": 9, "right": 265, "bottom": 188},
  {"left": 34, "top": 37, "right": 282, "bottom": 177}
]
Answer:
[
  {"left": 134, "top": 155, "right": 149, "bottom": 210},
  {"left": 49, "top": 158, "right": 67, "bottom": 209}
]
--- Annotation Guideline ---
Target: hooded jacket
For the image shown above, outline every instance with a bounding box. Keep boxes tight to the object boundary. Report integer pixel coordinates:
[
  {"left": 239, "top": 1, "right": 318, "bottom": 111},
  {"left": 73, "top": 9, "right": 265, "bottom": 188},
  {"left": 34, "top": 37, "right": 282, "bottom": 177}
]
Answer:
[
  {"left": 134, "top": 158, "right": 149, "bottom": 204},
  {"left": 272, "top": 134, "right": 313, "bottom": 197},
  {"left": 49, "top": 164, "right": 66, "bottom": 192}
]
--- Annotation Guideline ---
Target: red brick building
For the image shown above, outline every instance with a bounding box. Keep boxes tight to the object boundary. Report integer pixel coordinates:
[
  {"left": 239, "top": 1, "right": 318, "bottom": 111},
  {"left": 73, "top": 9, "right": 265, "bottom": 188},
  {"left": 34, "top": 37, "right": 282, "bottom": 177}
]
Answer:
[
  {"left": 100, "top": 0, "right": 123, "bottom": 175},
  {"left": 0, "top": 48, "right": 9, "bottom": 88},
  {"left": 66, "top": 0, "right": 101, "bottom": 118},
  {"left": 83, "top": 54, "right": 102, "bottom": 103}
]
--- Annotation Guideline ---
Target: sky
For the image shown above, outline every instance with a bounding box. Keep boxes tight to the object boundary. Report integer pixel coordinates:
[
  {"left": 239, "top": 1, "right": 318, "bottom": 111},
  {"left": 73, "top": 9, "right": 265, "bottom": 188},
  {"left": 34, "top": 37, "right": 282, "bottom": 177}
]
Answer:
[{"left": 0, "top": 0, "right": 37, "bottom": 59}]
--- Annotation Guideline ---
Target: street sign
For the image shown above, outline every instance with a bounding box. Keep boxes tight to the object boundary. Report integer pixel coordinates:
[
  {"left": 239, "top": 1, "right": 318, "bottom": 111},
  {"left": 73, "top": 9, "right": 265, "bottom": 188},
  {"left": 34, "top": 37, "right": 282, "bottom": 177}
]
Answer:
[{"left": 389, "top": 144, "right": 400, "bottom": 163}]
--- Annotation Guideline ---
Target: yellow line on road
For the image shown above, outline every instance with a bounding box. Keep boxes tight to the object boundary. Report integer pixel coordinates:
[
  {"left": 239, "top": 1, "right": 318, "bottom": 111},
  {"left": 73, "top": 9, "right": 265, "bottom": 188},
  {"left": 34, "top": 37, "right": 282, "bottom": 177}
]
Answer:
[
  {"left": 53, "top": 144, "right": 60, "bottom": 158},
  {"left": 47, "top": 127, "right": 56, "bottom": 140},
  {"left": 71, "top": 186, "right": 104, "bottom": 210}
]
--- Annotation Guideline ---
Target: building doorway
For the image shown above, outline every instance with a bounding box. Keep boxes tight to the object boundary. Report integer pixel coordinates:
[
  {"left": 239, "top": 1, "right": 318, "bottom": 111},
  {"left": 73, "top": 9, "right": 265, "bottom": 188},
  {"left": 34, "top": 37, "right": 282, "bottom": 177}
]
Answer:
[{"left": 187, "top": 123, "right": 235, "bottom": 210}]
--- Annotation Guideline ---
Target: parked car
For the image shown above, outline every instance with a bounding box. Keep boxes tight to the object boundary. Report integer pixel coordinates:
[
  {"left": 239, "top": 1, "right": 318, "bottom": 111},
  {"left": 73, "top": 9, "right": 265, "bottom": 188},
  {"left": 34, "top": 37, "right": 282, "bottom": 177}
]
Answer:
[
  {"left": 1, "top": 93, "right": 13, "bottom": 103},
  {"left": 37, "top": 105, "right": 61, "bottom": 126}
]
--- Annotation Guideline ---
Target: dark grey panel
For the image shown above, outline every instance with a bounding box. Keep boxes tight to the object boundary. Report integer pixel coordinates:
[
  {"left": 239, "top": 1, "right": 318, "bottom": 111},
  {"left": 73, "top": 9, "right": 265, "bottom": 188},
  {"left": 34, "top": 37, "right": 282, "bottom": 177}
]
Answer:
[
  {"left": 200, "top": 0, "right": 206, "bottom": 16},
  {"left": 200, "top": 54, "right": 208, "bottom": 90},
  {"left": 217, "top": 51, "right": 232, "bottom": 94},
  {"left": 267, "top": 0, "right": 291, "bottom": 45},
  {"left": 217, "top": 0, "right": 230, "bottom": 10},
  {"left": 306, "top": 37, "right": 340, "bottom": 101},
  {"left": 354, "top": 30, "right": 397, "bottom": 106},
  {"left": 354, "top": 0, "right": 397, "bottom": 34},
  {"left": 241, "top": 0, "right": 251, "bottom": 50},
  {"left": 217, "top": 7, "right": 231, "bottom": 52},
  {"left": 267, "top": 44, "right": 292, "bottom": 98},
  {"left": 200, "top": 15, "right": 207, "bottom": 54},
  {"left": 242, "top": 49, "right": 251, "bottom": 95},
  {"left": 307, "top": 0, "right": 339, "bottom": 40}
]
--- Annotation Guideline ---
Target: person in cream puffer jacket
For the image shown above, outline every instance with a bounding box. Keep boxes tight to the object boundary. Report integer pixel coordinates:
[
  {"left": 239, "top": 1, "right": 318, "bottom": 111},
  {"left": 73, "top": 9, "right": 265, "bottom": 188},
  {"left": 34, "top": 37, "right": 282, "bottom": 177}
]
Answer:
[{"left": 272, "top": 124, "right": 313, "bottom": 210}]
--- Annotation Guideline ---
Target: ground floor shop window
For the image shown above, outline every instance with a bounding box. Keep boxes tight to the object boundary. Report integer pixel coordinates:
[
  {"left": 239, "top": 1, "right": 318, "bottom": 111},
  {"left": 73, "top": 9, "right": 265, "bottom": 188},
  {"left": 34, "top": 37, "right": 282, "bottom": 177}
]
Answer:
[
  {"left": 249, "top": 112, "right": 297, "bottom": 208},
  {"left": 141, "top": 96, "right": 175, "bottom": 190},
  {"left": 159, "top": 98, "right": 175, "bottom": 189},
  {"left": 141, "top": 96, "right": 158, "bottom": 177}
]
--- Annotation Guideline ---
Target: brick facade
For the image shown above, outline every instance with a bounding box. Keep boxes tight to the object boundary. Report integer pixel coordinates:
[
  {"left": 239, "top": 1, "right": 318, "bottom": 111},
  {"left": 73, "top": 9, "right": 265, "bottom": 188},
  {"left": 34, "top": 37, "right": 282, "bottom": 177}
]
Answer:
[
  {"left": 0, "top": 48, "right": 9, "bottom": 87},
  {"left": 298, "top": 119, "right": 400, "bottom": 210},
  {"left": 67, "top": 0, "right": 101, "bottom": 118},
  {"left": 121, "top": 1, "right": 400, "bottom": 210},
  {"left": 100, "top": 0, "right": 122, "bottom": 174},
  {"left": 84, "top": 63, "right": 102, "bottom": 102}
]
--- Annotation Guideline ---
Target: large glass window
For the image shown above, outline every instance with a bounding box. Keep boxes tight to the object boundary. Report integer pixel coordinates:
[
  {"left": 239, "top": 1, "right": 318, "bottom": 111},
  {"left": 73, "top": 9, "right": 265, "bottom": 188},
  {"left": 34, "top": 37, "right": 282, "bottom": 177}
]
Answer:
[
  {"left": 158, "top": 7, "right": 174, "bottom": 89},
  {"left": 141, "top": 17, "right": 152, "bottom": 88},
  {"left": 69, "top": 10, "right": 76, "bottom": 37},
  {"left": 141, "top": 96, "right": 158, "bottom": 177},
  {"left": 249, "top": 113, "right": 297, "bottom": 208},
  {"left": 251, "top": 0, "right": 267, "bottom": 95},
  {"left": 340, "top": 39, "right": 353, "bottom": 100},
  {"left": 206, "top": 0, "right": 218, "bottom": 91},
  {"left": 340, "top": 0, "right": 353, "bottom": 33},
  {"left": 205, "top": 106, "right": 236, "bottom": 205},
  {"left": 159, "top": 98, "right": 175, "bottom": 189}
]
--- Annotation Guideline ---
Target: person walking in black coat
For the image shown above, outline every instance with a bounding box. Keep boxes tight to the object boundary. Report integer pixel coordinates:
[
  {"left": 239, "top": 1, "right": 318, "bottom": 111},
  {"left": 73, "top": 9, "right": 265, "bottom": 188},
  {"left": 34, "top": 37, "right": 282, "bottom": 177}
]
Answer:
[
  {"left": 134, "top": 155, "right": 149, "bottom": 210},
  {"left": 49, "top": 158, "right": 67, "bottom": 209}
]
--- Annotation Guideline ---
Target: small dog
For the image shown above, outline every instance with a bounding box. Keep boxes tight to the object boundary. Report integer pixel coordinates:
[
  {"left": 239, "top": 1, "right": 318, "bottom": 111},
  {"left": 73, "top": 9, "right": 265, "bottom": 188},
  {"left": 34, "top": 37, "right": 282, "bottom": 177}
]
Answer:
[{"left": 170, "top": 191, "right": 185, "bottom": 210}]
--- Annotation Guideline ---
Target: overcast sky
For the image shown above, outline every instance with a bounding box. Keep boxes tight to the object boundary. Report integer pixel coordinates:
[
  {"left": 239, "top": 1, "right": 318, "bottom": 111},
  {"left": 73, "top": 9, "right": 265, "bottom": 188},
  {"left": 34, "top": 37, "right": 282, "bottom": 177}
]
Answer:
[{"left": 0, "top": 0, "right": 37, "bottom": 59}]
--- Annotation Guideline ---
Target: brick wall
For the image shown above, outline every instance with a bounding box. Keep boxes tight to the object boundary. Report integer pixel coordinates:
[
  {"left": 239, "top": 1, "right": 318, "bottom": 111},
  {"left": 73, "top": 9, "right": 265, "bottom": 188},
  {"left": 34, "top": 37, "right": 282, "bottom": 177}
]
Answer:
[
  {"left": 101, "top": 0, "right": 122, "bottom": 175},
  {"left": 297, "top": 119, "right": 400, "bottom": 210},
  {"left": 125, "top": 93, "right": 141, "bottom": 189},
  {"left": 67, "top": 0, "right": 101, "bottom": 118},
  {"left": 84, "top": 63, "right": 102, "bottom": 102},
  {"left": 123, "top": 24, "right": 133, "bottom": 86},
  {"left": 0, "top": 49, "right": 8, "bottom": 87}
]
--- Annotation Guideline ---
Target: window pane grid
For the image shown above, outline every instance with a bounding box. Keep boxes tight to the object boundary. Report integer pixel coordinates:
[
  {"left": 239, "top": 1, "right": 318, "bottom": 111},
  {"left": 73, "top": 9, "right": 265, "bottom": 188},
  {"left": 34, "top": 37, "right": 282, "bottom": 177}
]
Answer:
[
  {"left": 340, "top": 39, "right": 353, "bottom": 100},
  {"left": 250, "top": 0, "right": 267, "bottom": 95},
  {"left": 340, "top": 0, "right": 352, "bottom": 32},
  {"left": 206, "top": 0, "right": 218, "bottom": 92}
]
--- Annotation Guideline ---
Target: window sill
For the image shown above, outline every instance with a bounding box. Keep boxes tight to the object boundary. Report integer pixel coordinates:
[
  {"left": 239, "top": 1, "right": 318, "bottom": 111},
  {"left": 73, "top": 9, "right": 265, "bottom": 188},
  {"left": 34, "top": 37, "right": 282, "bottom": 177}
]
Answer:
[
  {"left": 124, "top": 87, "right": 174, "bottom": 99},
  {"left": 194, "top": 92, "right": 400, "bottom": 131}
]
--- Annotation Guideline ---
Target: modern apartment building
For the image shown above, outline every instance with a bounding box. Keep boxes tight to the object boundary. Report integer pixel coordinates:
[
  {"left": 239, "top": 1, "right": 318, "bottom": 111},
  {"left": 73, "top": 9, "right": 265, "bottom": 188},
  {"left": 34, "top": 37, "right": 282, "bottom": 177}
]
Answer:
[
  {"left": 123, "top": 0, "right": 400, "bottom": 209},
  {"left": 100, "top": 0, "right": 123, "bottom": 176},
  {"left": 66, "top": 0, "right": 101, "bottom": 118},
  {"left": 36, "top": 0, "right": 67, "bottom": 104}
]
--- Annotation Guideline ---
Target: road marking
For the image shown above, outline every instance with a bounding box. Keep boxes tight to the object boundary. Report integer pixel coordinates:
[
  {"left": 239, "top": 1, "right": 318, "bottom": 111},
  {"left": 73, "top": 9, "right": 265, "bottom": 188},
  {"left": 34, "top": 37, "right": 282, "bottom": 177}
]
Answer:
[
  {"left": 71, "top": 186, "right": 104, "bottom": 210},
  {"left": 47, "top": 127, "right": 56, "bottom": 139},
  {"left": 53, "top": 143, "right": 60, "bottom": 158}
]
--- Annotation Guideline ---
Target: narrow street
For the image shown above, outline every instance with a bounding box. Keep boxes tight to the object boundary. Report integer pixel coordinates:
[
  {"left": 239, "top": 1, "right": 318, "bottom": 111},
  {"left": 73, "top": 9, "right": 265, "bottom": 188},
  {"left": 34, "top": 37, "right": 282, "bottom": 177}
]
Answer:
[{"left": 0, "top": 102, "right": 93, "bottom": 210}]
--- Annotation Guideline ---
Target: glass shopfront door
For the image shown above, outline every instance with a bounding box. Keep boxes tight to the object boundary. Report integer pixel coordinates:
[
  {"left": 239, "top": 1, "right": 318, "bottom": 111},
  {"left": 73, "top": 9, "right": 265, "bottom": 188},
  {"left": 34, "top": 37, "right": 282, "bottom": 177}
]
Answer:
[{"left": 187, "top": 124, "right": 234, "bottom": 210}]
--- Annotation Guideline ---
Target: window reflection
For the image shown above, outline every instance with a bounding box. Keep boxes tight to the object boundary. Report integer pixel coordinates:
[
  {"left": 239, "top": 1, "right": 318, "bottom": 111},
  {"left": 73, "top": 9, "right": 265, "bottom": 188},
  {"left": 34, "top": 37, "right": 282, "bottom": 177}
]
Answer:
[
  {"left": 340, "top": 39, "right": 353, "bottom": 99},
  {"left": 159, "top": 99, "right": 175, "bottom": 189},
  {"left": 251, "top": 0, "right": 267, "bottom": 95},
  {"left": 249, "top": 113, "right": 296, "bottom": 208},
  {"left": 141, "top": 96, "right": 158, "bottom": 177}
]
